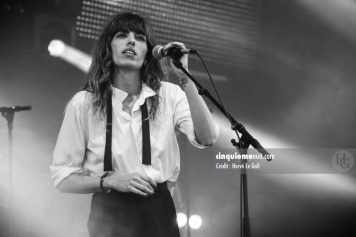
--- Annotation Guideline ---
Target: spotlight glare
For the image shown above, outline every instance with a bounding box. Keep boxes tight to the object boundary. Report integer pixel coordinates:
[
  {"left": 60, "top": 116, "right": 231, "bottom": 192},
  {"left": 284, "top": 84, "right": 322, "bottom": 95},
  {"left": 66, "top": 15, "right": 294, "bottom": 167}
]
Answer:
[
  {"left": 48, "top": 39, "right": 65, "bottom": 56},
  {"left": 177, "top": 212, "right": 187, "bottom": 228},
  {"left": 189, "top": 214, "right": 202, "bottom": 229}
]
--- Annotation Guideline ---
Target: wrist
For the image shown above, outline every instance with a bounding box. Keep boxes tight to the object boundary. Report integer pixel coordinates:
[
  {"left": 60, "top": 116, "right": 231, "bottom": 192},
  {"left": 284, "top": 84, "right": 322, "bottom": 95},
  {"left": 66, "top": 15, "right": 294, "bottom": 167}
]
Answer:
[
  {"left": 178, "top": 75, "right": 189, "bottom": 90},
  {"left": 176, "top": 68, "right": 188, "bottom": 78},
  {"left": 100, "top": 173, "right": 112, "bottom": 193}
]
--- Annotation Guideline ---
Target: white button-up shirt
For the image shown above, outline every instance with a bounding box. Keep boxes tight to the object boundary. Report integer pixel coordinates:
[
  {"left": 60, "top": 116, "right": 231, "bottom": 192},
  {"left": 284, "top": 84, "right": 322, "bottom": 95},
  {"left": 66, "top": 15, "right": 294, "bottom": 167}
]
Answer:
[{"left": 50, "top": 81, "right": 205, "bottom": 187}]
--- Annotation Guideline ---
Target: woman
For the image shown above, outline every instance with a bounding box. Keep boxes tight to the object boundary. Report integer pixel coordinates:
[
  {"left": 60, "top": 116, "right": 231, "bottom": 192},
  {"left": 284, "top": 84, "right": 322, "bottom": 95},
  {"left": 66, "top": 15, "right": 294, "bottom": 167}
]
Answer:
[{"left": 51, "top": 12, "right": 218, "bottom": 237}]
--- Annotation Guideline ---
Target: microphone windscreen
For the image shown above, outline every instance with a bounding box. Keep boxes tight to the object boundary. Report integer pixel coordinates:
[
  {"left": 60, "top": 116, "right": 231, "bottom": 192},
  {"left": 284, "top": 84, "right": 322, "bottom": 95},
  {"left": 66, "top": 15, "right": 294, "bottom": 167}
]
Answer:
[{"left": 152, "top": 45, "right": 163, "bottom": 60}]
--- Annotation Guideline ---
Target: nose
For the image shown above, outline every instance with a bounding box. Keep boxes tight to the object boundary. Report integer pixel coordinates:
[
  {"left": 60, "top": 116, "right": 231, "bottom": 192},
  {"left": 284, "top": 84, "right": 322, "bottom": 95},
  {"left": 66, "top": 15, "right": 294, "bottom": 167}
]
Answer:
[{"left": 127, "top": 32, "right": 135, "bottom": 47}]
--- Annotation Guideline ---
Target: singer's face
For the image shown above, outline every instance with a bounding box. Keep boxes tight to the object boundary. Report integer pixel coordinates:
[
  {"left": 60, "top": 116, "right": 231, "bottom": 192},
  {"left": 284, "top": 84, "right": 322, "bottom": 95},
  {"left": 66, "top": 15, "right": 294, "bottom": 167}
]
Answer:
[{"left": 111, "top": 30, "right": 148, "bottom": 70}]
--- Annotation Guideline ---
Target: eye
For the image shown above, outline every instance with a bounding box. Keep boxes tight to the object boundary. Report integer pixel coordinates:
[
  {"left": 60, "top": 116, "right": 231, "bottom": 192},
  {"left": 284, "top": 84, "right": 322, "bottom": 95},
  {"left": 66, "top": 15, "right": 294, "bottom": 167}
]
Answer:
[
  {"left": 135, "top": 34, "right": 146, "bottom": 41},
  {"left": 114, "top": 32, "right": 127, "bottom": 38}
]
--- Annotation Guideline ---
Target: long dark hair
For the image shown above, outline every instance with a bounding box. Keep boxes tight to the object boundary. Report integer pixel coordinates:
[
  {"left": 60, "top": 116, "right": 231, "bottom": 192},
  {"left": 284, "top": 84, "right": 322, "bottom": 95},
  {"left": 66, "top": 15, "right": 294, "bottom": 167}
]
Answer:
[{"left": 82, "top": 12, "right": 166, "bottom": 118}]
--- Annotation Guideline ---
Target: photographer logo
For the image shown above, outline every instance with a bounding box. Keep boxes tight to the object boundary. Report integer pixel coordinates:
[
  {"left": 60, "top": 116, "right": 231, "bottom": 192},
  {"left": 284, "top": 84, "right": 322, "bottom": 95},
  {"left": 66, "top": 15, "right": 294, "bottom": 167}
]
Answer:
[{"left": 331, "top": 150, "right": 354, "bottom": 173}]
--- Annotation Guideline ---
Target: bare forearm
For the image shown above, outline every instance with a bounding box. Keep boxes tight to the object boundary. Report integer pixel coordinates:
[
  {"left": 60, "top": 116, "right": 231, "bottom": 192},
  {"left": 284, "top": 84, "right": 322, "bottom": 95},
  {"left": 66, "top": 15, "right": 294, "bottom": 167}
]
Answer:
[
  {"left": 181, "top": 77, "right": 219, "bottom": 146},
  {"left": 163, "top": 41, "right": 218, "bottom": 145},
  {"left": 57, "top": 173, "right": 101, "bottom": 194},
  {"left": 57, "top": 171, "right": 157, "bottom": 196}
]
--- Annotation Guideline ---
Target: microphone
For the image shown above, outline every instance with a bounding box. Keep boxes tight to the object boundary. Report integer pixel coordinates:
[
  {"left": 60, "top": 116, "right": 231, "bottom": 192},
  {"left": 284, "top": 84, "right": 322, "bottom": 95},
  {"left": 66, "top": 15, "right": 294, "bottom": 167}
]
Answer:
[
  {"left": 0, "top": 106, "right": 32, "bottom": 113},
  {"left": 152, "top": 44, "right": 196, "bottom": 60}
]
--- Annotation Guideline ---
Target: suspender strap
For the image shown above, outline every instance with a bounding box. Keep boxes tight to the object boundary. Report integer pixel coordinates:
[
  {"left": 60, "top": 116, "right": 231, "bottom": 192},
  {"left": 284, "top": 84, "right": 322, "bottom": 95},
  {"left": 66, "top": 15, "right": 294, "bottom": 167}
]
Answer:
[
  {"left": 141, "top": 100, "right": 151, "bottom": 165},
  {"left": 104, "top": 94, "right": 151, "bottom": 171},
  {"left": 104, "top": 95, "right": 113, "bottom": 171}
]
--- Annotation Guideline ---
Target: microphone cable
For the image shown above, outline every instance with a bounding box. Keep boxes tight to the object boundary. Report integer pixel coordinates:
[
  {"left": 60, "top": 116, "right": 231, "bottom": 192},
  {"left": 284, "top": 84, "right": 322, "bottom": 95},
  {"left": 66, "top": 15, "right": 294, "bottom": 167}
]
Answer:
[{"left": 192, "top": 51, "right": 242, "bottom": 144}]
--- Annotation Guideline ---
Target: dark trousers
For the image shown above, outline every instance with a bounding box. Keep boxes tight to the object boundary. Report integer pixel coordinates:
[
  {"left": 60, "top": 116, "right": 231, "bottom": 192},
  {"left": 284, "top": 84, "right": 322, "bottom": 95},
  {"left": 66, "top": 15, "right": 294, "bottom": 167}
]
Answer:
[{"left": 87, "top": 182, "right": 180, "bottom": 237}]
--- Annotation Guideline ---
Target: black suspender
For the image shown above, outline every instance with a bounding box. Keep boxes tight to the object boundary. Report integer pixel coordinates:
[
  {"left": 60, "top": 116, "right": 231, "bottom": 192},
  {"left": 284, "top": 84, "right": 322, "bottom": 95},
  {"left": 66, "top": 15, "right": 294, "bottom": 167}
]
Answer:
[
  {"left": 141, "top": 100, "right": 151, "bottom": 165},
  {"left": 104, "top": 94, "right": 151, "bottom": 172},
  {"left": 104, "top": 95, "right": 113, "bottom": 171}
]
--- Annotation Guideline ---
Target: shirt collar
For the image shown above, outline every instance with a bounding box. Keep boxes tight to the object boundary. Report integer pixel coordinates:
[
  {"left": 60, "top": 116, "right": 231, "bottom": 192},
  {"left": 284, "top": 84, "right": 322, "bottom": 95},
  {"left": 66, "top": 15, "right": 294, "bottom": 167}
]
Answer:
[
  {"left": 137, "top": 83, "right": 156, "bottom": 104},
  {"left": 112, "top": 83, "right": 156, "bottom": 110},
  {"left": 112, "top": 86, "right": 128, "bottom": 102},
  {"left": 134, "top": 83, "right": 156, "bottom": 112}
]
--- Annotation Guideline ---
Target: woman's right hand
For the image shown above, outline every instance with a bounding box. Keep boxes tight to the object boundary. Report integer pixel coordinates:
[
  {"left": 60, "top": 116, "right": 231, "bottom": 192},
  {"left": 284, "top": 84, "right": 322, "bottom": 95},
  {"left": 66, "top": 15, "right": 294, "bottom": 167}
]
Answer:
[{"left": 104, "top": 171, "right": 157, "bottom": 196}]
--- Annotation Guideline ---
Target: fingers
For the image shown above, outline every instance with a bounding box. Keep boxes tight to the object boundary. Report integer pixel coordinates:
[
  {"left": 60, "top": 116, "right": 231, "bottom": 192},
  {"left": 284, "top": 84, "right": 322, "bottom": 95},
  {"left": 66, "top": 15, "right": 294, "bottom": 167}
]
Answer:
[
  {"left": 163, "top": 42, "right": 186, "bottom": 53},
  {"left": 170, "top": 41, "right": 186, "bottom": 47},
  {"left": 128, "top": 185, "right": 150, "bottom": 197},
  {"left": 165, "top": 42, "right": 189, "bottom": 73},
  {"left": 129, "top": 173, "right": 157, "bottom": 196},
  {"left": 108, "top": 172, "right": 158, "bottom": 197},
  {"left": 139, "top": 172, "right": 157, "bottom": 189},
  {"left": 133, "top": 177, "right": 154, "bottom": 193},
  {"left": 129, "top": 181, "right": 154, "bottom": 196}
]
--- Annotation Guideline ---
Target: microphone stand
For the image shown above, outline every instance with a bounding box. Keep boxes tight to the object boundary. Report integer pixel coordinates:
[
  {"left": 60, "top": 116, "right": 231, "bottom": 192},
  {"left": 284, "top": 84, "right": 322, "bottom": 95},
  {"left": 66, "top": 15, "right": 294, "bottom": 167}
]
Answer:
[
  {"left": 172, "top": 58, "right": 269, "bottom": 237},
  {"left": 1, "top": 106, "right": 32, "bottom": 237}
]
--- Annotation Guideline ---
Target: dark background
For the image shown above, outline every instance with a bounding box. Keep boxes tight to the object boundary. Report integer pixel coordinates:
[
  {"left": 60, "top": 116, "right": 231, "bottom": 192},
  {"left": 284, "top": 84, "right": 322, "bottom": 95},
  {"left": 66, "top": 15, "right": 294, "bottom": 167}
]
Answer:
[{"left": 0, "top": 0, "right": 355, "bottom": 236}]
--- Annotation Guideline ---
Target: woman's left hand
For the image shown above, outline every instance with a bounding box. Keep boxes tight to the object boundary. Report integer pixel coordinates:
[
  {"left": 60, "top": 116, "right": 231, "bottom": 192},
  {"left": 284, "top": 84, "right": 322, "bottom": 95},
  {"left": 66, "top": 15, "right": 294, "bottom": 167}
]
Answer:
[{"left": 162, "top": 42, "right": 189, "bottom": 76}]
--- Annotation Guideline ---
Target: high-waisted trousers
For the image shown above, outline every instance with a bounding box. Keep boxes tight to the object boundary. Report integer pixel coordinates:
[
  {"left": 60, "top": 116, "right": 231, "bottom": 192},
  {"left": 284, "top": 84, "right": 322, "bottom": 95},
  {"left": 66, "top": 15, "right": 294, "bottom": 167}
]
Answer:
[{"left": 87, "top": 182, "right": 180, "bottom": 237}]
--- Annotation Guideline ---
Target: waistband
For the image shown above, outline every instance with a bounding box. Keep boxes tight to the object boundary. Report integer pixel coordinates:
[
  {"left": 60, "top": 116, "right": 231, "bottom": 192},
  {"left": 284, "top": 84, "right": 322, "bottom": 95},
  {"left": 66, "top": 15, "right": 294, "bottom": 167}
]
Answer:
[{"left": 155, "top": 182, "right": 168, "bottom": 193}]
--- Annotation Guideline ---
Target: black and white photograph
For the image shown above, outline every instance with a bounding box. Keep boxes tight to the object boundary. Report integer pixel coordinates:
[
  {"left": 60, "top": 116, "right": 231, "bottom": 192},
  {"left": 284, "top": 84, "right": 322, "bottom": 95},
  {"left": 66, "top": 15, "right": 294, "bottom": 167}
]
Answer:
[{"left": 0, "top": 0, "right": 356, "bottom": 237}]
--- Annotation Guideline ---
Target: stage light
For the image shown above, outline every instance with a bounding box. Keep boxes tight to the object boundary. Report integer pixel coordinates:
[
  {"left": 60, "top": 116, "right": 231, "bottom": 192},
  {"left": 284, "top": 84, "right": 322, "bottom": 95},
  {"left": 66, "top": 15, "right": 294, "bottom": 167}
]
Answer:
[
  {"left": 48, "top": 39, "right": 65, "bottom": 57},
  {"left": 47, "top": 40, "right": 92, "bottom": 72},
  {"left": 177, "top": 212, "right": 187, "bottom": 228},
  {"left": 189, "top": 214, "right": 202, "bottom": 230}
]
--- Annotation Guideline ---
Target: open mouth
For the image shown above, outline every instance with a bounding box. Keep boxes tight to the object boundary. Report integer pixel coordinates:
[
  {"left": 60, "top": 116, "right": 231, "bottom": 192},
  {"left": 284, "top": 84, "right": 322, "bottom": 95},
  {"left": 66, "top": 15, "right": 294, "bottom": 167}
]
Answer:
[{"left": 122, "top": 49, "right": 137, "bottom": 56}]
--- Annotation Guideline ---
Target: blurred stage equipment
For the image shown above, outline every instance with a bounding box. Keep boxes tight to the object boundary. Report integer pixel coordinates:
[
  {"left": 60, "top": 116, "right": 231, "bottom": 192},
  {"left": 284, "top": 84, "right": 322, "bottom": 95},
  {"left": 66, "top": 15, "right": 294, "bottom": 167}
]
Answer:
[{"left": 1, "top": 105, "right": 32, "bottom": 237}]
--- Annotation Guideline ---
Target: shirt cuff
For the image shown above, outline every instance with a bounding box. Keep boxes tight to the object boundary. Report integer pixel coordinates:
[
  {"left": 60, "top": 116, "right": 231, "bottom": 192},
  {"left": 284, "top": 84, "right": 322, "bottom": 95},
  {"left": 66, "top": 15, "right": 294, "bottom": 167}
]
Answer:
[{"left": 50, "top": 165, "right": 83, "bottom": 187}]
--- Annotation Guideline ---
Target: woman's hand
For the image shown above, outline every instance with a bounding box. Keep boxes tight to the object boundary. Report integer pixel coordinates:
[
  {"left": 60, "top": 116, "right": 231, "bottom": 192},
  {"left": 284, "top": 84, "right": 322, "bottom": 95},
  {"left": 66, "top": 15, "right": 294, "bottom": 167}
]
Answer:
[
  {"left": 104, "top": 170, "right": 157, "bottom": 196},
  {"left": 162, "top": 42, "right": 189, "bottom": 77}
]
